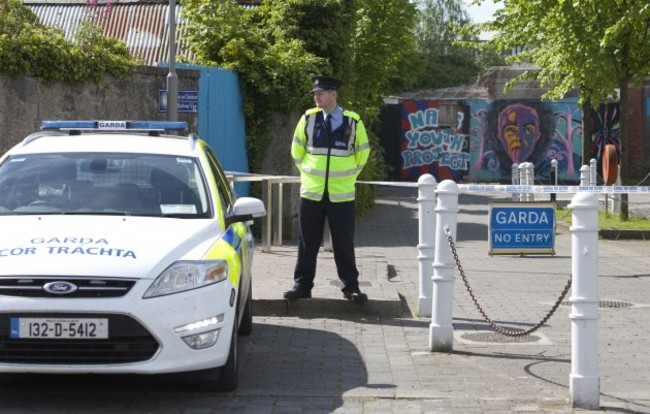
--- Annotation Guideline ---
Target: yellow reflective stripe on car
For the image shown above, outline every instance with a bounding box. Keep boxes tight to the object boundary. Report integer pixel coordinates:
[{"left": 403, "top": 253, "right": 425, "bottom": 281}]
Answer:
[{"left": 202, "top": 224, "right": 246, "bottom": 287}]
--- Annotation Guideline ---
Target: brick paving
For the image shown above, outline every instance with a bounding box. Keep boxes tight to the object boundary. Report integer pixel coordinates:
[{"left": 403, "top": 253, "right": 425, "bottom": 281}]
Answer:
[{"left": 247, "top": 185, "right": 650, "bottom": 413}]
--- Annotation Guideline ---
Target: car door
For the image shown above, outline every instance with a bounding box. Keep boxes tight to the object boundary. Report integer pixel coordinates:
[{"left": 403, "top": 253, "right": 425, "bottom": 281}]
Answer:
[{"left": 203, "top": 146, "right": 252, "bottom": 297}]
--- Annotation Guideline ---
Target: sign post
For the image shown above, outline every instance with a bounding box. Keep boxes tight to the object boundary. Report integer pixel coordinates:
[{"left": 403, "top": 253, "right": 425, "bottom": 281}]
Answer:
[{"left": 488, "top": 202, "right": 555, "bottom": 255}]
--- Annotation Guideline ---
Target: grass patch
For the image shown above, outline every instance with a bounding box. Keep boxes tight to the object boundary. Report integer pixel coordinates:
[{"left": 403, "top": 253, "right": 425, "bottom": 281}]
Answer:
[{"left": 556, "top": 207, "right": 650, "bottom": 230}]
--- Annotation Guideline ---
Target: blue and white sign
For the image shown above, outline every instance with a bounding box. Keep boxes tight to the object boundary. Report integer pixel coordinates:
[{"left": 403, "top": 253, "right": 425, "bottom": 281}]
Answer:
[
  {"left": 488, "top": 202, "right": 555, "bottom": 255},
  {"left": 159, "top": 90, "right": 198, "bottom": 113}
]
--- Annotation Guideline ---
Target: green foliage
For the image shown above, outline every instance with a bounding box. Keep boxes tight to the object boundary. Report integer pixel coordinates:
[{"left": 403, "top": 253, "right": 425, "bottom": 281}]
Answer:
[
  {"left": 183, "top": 0, "right": 325, "bottom": 172},
  {"left": 0, "top": 0, "right": 135, "bottom": 82},
  {"left": 557, "top": 205, "right": 650, "bottom": 231},
  {"left": 0, "top": 0, "right": 38, "bottom": 34},
  {"left": 411, "top": 0, "right": 490, "bottom": 90},
  {"left": 414, "top": 49, "right": 482, "bottom": 90},
  {"left": 347, "top": 1, "right": 419, "bottom": 111},
  {"left": 475, "top": 45, "right": 506, "bottom": 72},
  {"left": 182, "top": 0, "right": 419, "bottom": 214}
]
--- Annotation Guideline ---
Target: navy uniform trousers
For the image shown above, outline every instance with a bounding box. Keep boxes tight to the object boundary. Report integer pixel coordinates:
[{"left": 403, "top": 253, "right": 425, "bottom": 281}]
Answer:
[{"left": 293, "top": 192, "right": 359, "bottom": 293}]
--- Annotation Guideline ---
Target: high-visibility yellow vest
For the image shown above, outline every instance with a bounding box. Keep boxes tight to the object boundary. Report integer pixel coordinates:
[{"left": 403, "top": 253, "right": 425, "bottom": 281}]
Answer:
[{"left": 291, "top": 107, "right": 370, "bottom": 202}]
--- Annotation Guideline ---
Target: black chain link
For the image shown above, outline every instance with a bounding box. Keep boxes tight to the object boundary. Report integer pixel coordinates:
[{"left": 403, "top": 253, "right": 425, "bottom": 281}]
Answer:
[{"left": 444, "top": 227, "right": 572, "bottom": 337}]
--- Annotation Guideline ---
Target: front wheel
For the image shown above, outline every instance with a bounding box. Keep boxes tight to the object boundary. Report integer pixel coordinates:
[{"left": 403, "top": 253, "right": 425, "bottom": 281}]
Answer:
[
  {"left": 216, "top": 324, "right": 239, "bottom": 391},
  {"left": 238, "top": 280, "right": 253, "bottom": 336},
  {"left": 196, "top": 322, "right": 239, "bottom": 392}
]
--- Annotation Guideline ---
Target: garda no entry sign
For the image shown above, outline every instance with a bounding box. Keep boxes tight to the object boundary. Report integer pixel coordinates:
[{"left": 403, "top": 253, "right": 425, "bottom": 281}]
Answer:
[{"left": 488, "top": 202, "right": 555, "bottom": 255}]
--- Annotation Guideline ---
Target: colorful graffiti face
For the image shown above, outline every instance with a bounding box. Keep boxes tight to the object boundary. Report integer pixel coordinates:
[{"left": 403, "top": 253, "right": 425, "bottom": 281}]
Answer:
[{"left": 498, "top": 104, "right": 541, "bottom": 163}]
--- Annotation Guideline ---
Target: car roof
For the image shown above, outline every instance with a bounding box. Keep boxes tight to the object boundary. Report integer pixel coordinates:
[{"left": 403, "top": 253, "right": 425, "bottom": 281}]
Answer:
[
  {"left": 12, "top": 132, "right": 202, "bottom": 157},
  {"left": 8, "top": 121, "right": 204, "bottom": 157}
]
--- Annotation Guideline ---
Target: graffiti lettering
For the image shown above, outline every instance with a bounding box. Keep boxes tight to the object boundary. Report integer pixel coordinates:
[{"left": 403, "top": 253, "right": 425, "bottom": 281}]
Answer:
[
  {"left": 408, "top": 108, "right": 439, "bottom": 130},
  {"left": 404, "top": 130, "right": 465, "bottom": 152},
  {"left": 402, "top": 150, "right": 470, "bottom": 170}
]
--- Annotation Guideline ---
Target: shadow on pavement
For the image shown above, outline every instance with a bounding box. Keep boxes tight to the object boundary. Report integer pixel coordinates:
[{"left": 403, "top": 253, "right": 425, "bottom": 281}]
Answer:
[{"left": 0, "top": 323, "right": 367, "bottom": 413}]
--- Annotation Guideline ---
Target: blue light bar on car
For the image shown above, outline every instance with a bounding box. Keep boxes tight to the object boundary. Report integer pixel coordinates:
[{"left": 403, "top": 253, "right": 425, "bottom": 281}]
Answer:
[{"left": 41, "top": 120, "right": 188, "bottom": 132}]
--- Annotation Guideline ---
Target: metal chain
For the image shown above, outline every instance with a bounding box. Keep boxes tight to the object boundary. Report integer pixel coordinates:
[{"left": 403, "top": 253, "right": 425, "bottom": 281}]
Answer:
[{"left": 444, "top": 227, "right": 572, "bottom": 337}]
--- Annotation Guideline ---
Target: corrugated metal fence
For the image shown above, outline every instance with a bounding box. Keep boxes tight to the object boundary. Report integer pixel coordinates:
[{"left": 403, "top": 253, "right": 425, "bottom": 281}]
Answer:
[{"left": 28, "top": 3, "right": 194, "bottom": 66}]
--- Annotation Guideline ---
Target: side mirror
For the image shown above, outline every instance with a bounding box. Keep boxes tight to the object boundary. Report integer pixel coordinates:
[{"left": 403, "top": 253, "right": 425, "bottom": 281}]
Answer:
[{"left": 225, "top": 197, "right": 266, "bottom": 225}]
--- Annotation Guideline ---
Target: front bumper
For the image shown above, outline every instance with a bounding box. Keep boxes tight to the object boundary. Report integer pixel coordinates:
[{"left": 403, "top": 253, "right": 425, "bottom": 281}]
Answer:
[{"left": 0, "top": 279, "right": 237, "bottom": 374}]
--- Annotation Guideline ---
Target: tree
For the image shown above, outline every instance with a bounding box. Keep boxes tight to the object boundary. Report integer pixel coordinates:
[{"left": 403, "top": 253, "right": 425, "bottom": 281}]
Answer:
[
  {"left": 345, "top": 0, "right": 419, "bottom": 210},
  {"left": 463, "top": 0, "right": 650, "bottom": 220},
  {"left": 0, "top": 0, "right": 134, "bottom": 82},
  {"left": 411, "top": 0, "right": 499, "bottom": 90}
]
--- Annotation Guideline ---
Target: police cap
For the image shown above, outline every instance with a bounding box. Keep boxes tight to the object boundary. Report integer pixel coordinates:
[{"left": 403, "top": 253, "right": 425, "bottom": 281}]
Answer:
[{"left": 310, "top": 76, "right": 343, "bottom": 93}]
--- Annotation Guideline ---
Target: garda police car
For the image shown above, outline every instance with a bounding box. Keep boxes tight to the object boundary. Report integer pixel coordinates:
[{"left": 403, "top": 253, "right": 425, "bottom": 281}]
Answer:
[{"left": 0, "top": 120, "right": 265, "bottom": 391}]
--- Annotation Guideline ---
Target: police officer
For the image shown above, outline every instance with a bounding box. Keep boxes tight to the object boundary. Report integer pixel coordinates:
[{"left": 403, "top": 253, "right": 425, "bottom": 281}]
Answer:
[{"left": 284, "top": 75, "right": 370, "bottom": 302}]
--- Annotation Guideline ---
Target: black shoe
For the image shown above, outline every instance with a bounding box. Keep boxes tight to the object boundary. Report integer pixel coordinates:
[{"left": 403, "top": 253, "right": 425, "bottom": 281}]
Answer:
[
  {"left": 283, "top": 286, "right": 311, "bottom": 300},
  {"left": 343, "top": 288, "right": 368, "bottom": 302}
]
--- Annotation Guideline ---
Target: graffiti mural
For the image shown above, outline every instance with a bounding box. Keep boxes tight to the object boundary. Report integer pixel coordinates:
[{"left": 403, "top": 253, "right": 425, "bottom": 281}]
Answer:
[
  {"left": 398, "top": 98, "right": 623, "bottom": 183},
  {"left": 467, "top": 99, "right": 583, "bottom": 182},
  {"left": 400, "top": 100, "right": 470, "bottom": 181}
]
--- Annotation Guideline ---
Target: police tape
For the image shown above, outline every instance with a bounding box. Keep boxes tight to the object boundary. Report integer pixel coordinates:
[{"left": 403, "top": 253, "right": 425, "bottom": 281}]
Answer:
[
  {"left": 357, "top": 180, "right": 419, "bottom": 187},
  {"left": 458, "top": 185, "right": 650, "bottom": 194},
  {"left": 357, "top": 181, "right": 650, "bottom": 194},
  {"left": 226, "top": 174, "right": 650, "bottom": 194}
]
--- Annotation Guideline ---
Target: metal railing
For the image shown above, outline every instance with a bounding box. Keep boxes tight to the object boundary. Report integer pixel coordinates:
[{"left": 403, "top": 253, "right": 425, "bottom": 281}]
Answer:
[
  {"left": 226, "top": 173, "right": 296, "bottom": 252},
  {"left": 227, "top": 173, "right": 336, "bottom": 252}
]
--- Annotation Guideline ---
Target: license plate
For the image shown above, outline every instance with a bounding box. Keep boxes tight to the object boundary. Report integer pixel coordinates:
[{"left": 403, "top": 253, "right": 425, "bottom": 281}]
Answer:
[{"left": 10, "top": 317, "right": 109, "bottom": 339}]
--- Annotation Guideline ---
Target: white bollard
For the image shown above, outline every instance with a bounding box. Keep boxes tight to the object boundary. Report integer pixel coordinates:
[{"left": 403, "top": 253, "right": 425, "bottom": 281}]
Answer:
[
  {"left": 579, "top": 165, "right": 590, "bottom": 186},
  {"left": 417, "top": 174, "right": 437, "bottom": 317},
  {"left": 518, "top": 163, "right": 526, "bottom": 201},
  {"left": 526, "top": 162, "right": 535, "bottom": 201},
  {"left": 429, "top": 180, "right": 459, "bottom": 352},
  {"left": 568, "top": 192, "right": 600, "bottom": 409},
  {"left": 511, "top": 163, "right": 519, "bottom": 201},
  {"left": 589, "top": 158, "right": 597, "bottom": 185}
]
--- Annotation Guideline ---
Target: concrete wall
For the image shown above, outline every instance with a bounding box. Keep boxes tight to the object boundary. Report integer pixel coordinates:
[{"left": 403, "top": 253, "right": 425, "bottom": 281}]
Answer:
[
  {"left": 0, "top": 66, "right": 199, "bottom": 154},
  {"left": 259, "top": 111, "right": 303, "bottom": 239}
]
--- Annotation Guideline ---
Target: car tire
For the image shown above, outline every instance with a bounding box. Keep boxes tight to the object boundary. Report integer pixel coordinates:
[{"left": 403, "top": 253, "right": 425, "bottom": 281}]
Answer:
[
  {"left": 196, "top": 319, "right": 239, "bottom": 392},
  {"left": 217, "top": 322, "right": 239, "bottom": 392},
  {"left": 238, "top": 280, "right": 253, "bottom": 336}
]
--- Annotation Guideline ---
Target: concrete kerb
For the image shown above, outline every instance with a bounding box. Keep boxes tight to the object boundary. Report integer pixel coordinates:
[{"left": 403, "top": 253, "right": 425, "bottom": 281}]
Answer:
[{"left": 252, "top": 246, "right": 403, "bottom": 319}]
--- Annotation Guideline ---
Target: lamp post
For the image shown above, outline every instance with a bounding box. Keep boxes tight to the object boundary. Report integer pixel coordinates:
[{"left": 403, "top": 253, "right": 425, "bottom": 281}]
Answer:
[{"left": 167, "top": 0, "right": 178, "bottom": 121}]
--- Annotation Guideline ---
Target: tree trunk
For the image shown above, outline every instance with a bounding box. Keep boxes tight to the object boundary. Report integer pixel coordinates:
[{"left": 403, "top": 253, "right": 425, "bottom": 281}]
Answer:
[{"left": 618, "top": 81, "right": 630, "bottom": 221}]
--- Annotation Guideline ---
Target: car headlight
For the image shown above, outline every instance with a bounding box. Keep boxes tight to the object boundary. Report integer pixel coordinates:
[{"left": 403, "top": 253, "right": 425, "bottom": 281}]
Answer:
[{"left": 143, "top": 260, "right": 228, "bottom": 298}]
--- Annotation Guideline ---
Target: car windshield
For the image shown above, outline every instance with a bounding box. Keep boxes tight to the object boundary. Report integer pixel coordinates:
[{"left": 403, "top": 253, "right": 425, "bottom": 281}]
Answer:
[{"left": 0, "top": 153, "right": 210, "bottom": 217}]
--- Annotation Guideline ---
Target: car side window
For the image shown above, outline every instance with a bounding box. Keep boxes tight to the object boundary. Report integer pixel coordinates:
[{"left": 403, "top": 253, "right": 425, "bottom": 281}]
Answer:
[{"left": 205, "top": 148, "right": 233, "bottom": 213}]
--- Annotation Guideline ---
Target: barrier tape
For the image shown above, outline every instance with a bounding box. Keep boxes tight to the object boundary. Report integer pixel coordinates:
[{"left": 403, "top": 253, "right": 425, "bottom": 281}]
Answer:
[
  {"left": 458, "top": 184, "right": 650, "bottom": 194},
  {"left": 359, "top": 181, "right": 650, "bottom": 194},
  {"left": 358, "top": 180, "right": 419, "bottom": 188},
  {"left": 229, "top": 173, "right": 650, "bottom": 194}
]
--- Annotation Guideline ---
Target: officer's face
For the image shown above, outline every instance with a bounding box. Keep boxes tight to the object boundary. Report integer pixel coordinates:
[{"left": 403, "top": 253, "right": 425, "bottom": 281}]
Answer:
[{"left": 313, "top": 90, "right": 337, "bottom": 111}]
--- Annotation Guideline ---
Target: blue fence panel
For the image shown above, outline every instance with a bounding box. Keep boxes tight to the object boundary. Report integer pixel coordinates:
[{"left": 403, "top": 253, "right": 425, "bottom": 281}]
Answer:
[{"left": 164, "top": 63, "right": 250, "bottom": 195}]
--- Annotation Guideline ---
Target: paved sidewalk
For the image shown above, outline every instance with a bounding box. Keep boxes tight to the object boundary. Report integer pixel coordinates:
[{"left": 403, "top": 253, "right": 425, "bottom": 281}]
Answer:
[{"left": 248, "top": 185, "right": 650, "bottom": 413}]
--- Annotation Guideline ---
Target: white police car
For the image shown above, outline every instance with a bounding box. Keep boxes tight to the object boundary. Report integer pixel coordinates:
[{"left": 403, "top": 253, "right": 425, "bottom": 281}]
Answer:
[{"left": 0, "top": 120, "right": 265, "bottom": 391}]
